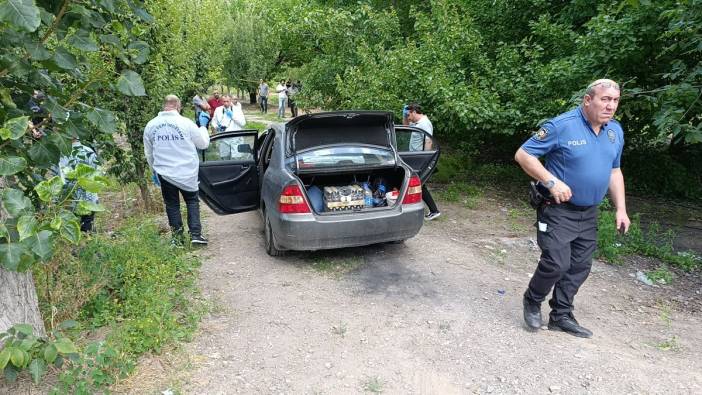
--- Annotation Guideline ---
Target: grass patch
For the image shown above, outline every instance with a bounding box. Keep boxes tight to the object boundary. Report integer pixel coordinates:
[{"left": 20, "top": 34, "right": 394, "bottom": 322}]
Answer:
[
  {"left": 435, "top": 182, "right": 482, "bottom": 209},
  {"left": 310, "top": 254, "right": 365, "bottom": 275},
  {"left": 362, "top": 376, "right": 384, "bottom": 393},
  {"left": 597, "top": 199, "right": 702, "bottom": 272},
  {"left": 31, "top": 217, "right": 203, "bottom": 393},
  {"left": 245, "top": 120, "right": 268, "bottom": 131}
]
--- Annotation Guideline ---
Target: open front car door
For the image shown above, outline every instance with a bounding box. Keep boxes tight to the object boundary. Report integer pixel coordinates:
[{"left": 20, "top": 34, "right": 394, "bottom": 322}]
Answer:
[
  {"left": 395, "top": 125, "right": 440, "bottom": 183},
  {"left": 198, "top": 130, "right": 260, "bottom": 215}
]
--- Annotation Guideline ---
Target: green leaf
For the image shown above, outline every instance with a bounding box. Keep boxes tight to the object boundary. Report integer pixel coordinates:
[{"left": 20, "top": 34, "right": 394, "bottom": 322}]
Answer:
[
  {"left": 0, "top": 348, "right": 10, "bottom": 370},
  {"left": 30, "top": 230, "right": 53, "bottom": 260},
  {"left": 116, "top": 70, "right": 146, "bottom": 96},
  {"left": 86, "top": 107, "right": 117, "bottom": 134},
  {"left": 4, "top": 364, "right": 18, "bottom": 382},
  {"left": 0, "top": 0, "right": 41, "bottom": 32},
  {"left": 23, "top": 42, "right": 51, "bottom": 60},
  {"left": 18, "top": 338, "right": 35, "bottom": 351},
  {"left": 127, "top": 40, "right": 150, "bottom": 64},
  {"left": 44, "top": 97, "right": 70, "bottom": 124},
  {"left": 35, "top": 176, "right": 64, "bottom": 202},
  {"left": 75, "top": 201, "right": 104, "bottom": 215},
  {"left": 28, "top": 139, "right": 61, "bottom": 166},
  {"left": 0, "top": 243, "right": 27, "bottom": 271},
  {"left": 0, "top": 156, "right": 27, "bottom": 175},
  {"left": 59, "top": 219, "right": 80, "bottom": 244},
  {"left": 66, "top": 163, "right": 96, "bottom": 180},
  {"left": 14, "top": 324, "right": 33, "bottom": 336},
  {"left": 0, "top": 87, "right": 17, "bottom": 108},
  {"left": 98, "top": 0, "right": 115, "bottom": 13},
  {"left": 3, "top": 116, "right": 29, "bottom": 140},
  {"left": 77, "top": 178, "right": 105, "bottom": 194},
  {"left": 0, "top": 243, "right": 26, "bottom": 270},
  {"left": 28, "top": 358, "right": 46, "bottom": 384},
  {"left": 50, "top": 215, "right": 62, "bottom": 230},
  {"left": 53, "top": 338, "right": 78, "bottom": 354},
  {"left": 0, "top": 223, "right": 8, "bottom": 238},
  {"left": 129, "top": 2, "right": 154, "bottom": 23},
  {"left": 16, "top": 215, "right": 37, "bottom": 240},
  {"left": 43, "top": 344, "right": 57, "bottom": 363},
  {"left": 67, "top": 29, "right": 98, "bottom": 52},
  {"left": 10, "top": 347, "right": 24, "bottom": 367},
  {"left": 99, "top": 33, "right": 121, "bottom": 46},
  {"left": 2, "top": 189, "right": 33, "bottom": 217},
  {"left": 53, "top": 48, "right": 77, "bottom": 70}
]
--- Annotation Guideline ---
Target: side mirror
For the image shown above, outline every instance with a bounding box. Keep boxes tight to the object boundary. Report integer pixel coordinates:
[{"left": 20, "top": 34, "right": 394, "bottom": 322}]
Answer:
[{"left": 238, "top": 144, "right": 252, "bottom": 154}]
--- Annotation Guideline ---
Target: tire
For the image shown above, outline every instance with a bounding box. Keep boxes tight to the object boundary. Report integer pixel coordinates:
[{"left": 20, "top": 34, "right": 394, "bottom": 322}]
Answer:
[{"left": 264, "top": 215, "right": 283, "bottom": 257}]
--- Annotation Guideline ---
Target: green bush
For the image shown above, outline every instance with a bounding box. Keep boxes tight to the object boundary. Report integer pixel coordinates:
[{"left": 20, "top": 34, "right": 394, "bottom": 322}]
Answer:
[{"left": 5, "top": 217, "right": 204, "bottom": 393}]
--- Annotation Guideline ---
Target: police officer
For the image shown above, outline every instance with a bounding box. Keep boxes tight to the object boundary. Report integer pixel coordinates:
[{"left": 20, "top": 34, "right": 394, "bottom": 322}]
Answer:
[{"left": 514, "top": 79, "right": 631, "bottom": 338}]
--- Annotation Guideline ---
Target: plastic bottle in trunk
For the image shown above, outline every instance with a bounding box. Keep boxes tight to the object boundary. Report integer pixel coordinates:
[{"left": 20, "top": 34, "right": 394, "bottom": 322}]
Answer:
[{"left": 363, "top": 182, "right": 373, "bottom": 208}]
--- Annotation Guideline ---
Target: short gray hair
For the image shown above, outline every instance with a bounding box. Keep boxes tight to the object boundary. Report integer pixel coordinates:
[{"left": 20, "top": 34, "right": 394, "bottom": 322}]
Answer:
[
  {"left": 164, "top": 94, "right": 181, "bottom": 108},
  {"left": 585, "top": 79, "right": 620, "bottom": 97}
]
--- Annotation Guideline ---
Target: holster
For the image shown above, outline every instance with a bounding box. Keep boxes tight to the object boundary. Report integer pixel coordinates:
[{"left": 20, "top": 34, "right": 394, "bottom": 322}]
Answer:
[{"left": 528, "top": 181, "right": 546, "bottom": 209}]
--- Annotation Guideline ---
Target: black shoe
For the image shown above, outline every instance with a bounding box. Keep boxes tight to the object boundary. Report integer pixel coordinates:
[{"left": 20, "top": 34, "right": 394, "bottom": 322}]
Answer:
[
  {"left": 191, "top": 235, "right": 208, "bottom": 245},
  {"left": 523, "top": 296, "right": 542, "bottom": 331},
  {"left": 548, "top": 315, "right": 593, "bottom": 338},
  {"left": 425, "top": 212, "right": 441, "bottom": 221}
]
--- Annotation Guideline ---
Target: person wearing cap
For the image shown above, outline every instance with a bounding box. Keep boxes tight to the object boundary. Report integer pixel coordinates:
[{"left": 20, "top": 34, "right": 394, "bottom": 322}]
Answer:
[
  {"left": 144, "top": 95, "right": 211, "bottom": 245},
  {"left": 515, "top": 79, "right": 631, "bottom": 338}
]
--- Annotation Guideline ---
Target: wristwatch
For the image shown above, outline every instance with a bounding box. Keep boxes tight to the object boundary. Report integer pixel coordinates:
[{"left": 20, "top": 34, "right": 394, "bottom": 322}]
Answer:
[{"left": 543, "top": 179, "right": 556, "bottom": 189}]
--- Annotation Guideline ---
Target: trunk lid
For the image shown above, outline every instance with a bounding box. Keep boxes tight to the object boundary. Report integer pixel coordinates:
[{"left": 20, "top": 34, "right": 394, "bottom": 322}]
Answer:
[{"left": 286, "top": 111, "right": 395, "bottom": 154}]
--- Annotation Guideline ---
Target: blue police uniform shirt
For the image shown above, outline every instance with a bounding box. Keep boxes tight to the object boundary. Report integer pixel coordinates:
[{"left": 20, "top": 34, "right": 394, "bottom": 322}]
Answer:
[{"left": 521, "top": 106, "right": 624, "bottom": 207}]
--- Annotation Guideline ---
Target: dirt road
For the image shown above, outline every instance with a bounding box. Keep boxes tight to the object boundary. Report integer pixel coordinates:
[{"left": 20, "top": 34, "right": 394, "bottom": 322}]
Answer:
[{"left": 122, "top": 193, "right": 702, "bottom": 395}]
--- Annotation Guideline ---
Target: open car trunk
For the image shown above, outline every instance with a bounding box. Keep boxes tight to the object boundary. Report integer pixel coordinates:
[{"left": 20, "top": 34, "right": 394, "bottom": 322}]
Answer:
[{"left": 296, "top": 167, "right": 406, "bottom": 214}]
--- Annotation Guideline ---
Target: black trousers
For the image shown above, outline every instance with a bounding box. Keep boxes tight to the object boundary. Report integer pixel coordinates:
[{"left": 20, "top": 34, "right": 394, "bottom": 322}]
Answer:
[
  {"left": 80, "top": 213, "right": 95, "bottom": 233},
  {"left": 525, "top": 203, "right": 597, "bottom": 320},
  {"left": 158, "top": 175, "right": 202, "bottom": 237},
  {"left": 422, "top": 184, "right": 439, "bottom": 213}
]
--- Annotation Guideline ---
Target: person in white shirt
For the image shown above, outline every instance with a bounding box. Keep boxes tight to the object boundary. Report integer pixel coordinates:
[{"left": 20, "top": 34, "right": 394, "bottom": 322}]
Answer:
[
  {"left": 276, "top": 80, "right": 287, "bottom": 118},
  {"left": 211, "top": 94, "right": 245, "bottom": 132},
  {"left": 403, "top": 103, "right": 440, "bottom": 221},
  {"left": 211, "top": 95, "right": 247, "bottom": 159},
  {"left": 144, "top": 95, "right": 210, "bottom": 245}
]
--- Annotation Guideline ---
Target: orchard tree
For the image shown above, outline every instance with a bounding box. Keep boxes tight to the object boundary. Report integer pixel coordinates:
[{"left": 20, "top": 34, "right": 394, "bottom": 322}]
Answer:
[{"left": 0, "top": 0, "right": 148, "bottom": 340}]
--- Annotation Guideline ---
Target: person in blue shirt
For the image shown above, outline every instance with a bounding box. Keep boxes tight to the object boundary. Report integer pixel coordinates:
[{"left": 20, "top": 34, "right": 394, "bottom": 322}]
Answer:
[{"left": 514, "top": 79, "right": 631, "bottom": 338}]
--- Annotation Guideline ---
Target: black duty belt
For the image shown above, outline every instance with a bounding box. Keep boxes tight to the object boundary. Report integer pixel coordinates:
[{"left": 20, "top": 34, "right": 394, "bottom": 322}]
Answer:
[{"left": 545, "top": 200, "right": 594, "bottom": 211}]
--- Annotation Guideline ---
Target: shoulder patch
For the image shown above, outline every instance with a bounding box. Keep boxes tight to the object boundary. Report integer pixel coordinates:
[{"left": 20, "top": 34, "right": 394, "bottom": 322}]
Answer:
[{"left": 534, "top": 128, "right": 548, "bottom": 140}]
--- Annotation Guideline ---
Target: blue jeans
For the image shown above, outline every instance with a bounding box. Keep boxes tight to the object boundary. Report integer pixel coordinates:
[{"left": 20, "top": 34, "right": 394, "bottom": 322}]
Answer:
[
  {"left": 158, "top": 175, "right": 202, "bottom": 237},
  {"left": 260, "top": 96, "right": 268, "bottom": 113},
  {"left": 278, "top": 97, "right": 287, "bottom": 117}
]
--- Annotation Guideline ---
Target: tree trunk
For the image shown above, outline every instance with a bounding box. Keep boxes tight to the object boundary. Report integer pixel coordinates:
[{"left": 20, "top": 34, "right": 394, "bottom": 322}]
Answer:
[{"left": 0, "top": 268, "right": 46, "bottom": 342}]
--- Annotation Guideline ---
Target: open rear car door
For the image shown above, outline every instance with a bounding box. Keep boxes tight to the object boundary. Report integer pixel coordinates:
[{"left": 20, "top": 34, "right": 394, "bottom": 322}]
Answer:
[
  {"left": 395, "top": 125, "right": 440, "bottom": 183},
  {"left": 198, "top": 130, "right": 260, "bottom": 215}
]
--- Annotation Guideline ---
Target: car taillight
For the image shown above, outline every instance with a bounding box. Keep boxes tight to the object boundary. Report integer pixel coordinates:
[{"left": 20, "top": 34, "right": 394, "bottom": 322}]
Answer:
[
  {"left": 402, "top": 175, "right": 422, "bottom": 204},
  {"left": 279, "top": 184, "right": 311, "bottom": 214}
]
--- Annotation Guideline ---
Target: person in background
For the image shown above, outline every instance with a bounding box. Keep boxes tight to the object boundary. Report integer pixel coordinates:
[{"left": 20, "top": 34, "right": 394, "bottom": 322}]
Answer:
[
  {"left": 55, "top": 138, "right": 101, "bottom": 232},
  {"left": 207, "top": 90, "right": 222, "bottom": 117},
  {"left": 403, "top": 103, "right": 440, "bottom": 221},
  {"left": 276, "top": 80, "right": 287, "bottom": 118},
  {"left": 258, "top": 79, "right": 269, "bottom": 113},
  {"left": 211, "top": 94, "right": 245, "bottom": 133},
  {"left": 144, "top": 95, "right": 210, "bottom": 245},
  {"left": 515, "top": 79, "right": 630, "bottom": 338},
  {"left": 288, "top": 81, "right": 299, "bottom": 117}
]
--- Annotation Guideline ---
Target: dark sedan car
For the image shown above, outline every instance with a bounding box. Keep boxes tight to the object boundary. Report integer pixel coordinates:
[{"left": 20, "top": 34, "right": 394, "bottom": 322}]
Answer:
[{"left": 198, "top": 111, "right": 439, "bottom": 256}]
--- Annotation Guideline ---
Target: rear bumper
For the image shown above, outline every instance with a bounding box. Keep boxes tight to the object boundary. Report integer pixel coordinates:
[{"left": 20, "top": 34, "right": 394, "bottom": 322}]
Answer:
[{"left": 271, "top": 202, "right": 424, "bottom": 251}]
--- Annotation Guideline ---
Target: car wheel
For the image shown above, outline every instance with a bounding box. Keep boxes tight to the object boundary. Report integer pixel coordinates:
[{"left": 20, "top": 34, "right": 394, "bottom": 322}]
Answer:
[{"left": 264, "top": 215, "right": 283, "bottom": 257}]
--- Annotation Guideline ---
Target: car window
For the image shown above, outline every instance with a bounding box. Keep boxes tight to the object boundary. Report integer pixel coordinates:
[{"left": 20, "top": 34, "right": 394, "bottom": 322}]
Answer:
[
  {"left": 395, "top": 128, "right": 436, "bottom": 152},
  {"left": 289, "top": 146, "right": 395, "bottom": 170},
  {"left": 201, "top": 135, "right": 256, "bottom": 162}
]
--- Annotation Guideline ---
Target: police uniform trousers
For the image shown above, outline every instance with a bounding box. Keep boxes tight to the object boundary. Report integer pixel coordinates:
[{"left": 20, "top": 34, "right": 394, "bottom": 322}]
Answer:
[{"left": 525, "top": 203, "right": 598, "bottom": 320}]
